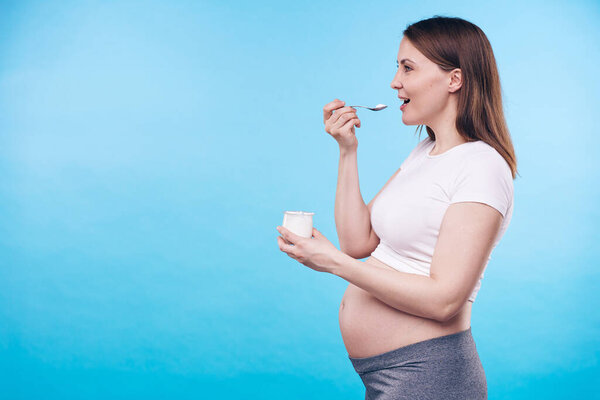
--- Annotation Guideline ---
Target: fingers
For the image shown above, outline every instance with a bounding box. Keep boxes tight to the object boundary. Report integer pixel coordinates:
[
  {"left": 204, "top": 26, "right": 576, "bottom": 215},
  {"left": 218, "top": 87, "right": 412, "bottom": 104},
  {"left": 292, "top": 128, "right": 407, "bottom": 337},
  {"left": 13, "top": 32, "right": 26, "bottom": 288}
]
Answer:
[
  {"left": 323, "top": 98, "right": 362, "bottom": 152},
  {"left": 324, "top": 107, "right": 361, "bottom": 140},
  {"left": 278, "top": 235, "right": 293, "bottom": 249},
  {"left": 277, "top": 225, "right": 302, "bottom": 244},
  {"left": 338, "top": 113, "right": 361, "bottom": 129},
  {"left": 277, "top": 236, "right": 298, "bottom": 259},
  {"left": 329, "top": 106, "right": 359, "bottom": 125},
  {"left": 323, "top": 99, "right": 345, "bottom": 124},
  {"left": 277, "top": 226, "right": 307, "bottom": 261}
]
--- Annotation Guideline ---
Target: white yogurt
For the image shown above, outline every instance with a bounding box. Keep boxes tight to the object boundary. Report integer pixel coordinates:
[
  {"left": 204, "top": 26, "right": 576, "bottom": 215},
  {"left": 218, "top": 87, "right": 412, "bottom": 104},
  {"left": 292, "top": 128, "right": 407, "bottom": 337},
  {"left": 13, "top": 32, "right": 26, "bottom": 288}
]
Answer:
[{"left": 282, "top": 211, "right": 314, "bottom": 238}]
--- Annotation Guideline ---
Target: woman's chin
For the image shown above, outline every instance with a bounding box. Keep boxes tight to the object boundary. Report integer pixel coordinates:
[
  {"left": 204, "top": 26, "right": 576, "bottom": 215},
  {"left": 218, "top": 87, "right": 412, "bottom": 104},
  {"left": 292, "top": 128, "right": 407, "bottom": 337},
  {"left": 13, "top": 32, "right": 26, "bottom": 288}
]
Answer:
[{"left": 401, "top": 115, "right": 416, "bottom": 125}]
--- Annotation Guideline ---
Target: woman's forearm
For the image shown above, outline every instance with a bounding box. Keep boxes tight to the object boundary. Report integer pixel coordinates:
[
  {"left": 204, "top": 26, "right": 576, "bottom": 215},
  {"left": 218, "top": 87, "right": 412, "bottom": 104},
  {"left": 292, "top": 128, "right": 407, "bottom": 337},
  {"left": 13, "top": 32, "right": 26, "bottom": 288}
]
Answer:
[
  {"left": 330, "top": 252, "right": 449, "bottom": 322},
  {"left": 334, "top": 148, "right": 372, "bottom": 258}
]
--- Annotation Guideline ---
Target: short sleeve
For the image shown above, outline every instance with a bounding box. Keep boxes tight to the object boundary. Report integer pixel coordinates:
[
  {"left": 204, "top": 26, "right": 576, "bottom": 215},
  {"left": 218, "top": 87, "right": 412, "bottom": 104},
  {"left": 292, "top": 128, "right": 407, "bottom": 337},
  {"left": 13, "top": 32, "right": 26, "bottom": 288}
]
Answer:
[{"left": 449, "top": 150, "right": 513, "bottom": 218}]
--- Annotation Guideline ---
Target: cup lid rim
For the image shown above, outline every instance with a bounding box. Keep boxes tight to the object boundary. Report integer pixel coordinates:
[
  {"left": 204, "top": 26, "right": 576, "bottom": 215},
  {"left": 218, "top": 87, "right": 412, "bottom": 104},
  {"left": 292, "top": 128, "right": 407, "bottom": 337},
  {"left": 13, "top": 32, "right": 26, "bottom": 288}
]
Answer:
[{"left": 284, "top": 211, "right": 314, "bottom": 215}]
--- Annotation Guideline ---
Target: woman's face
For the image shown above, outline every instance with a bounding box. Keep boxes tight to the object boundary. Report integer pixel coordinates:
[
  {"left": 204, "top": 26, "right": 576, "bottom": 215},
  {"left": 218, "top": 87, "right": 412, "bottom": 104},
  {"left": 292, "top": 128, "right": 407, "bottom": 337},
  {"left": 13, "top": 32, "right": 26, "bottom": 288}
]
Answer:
[{"left": 391, "top": 37, "right": 458, "bottom": 126}]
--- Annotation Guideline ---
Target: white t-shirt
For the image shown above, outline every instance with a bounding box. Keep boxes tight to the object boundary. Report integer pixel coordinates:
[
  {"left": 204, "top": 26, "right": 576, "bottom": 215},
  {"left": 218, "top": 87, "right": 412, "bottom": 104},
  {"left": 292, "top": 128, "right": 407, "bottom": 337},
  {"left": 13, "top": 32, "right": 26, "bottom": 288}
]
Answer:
[{"left": 370, "top": 136, "right": 514, "bottom": 303}]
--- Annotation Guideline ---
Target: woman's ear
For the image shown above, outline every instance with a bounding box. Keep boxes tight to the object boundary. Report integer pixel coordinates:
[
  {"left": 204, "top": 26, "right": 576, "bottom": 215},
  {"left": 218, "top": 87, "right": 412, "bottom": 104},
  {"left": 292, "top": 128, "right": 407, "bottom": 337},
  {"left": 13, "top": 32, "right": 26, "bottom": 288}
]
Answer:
[{"left": 448, "top": 68, "right": 462, "bottom": 93}]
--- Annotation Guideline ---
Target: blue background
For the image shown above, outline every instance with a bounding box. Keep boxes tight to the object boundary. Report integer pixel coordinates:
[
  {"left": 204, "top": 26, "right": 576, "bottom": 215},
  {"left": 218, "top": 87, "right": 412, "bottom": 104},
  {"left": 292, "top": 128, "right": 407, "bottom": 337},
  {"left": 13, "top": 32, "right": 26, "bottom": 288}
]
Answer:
[{"left": 1, "top": 0, "right": 598, "bottom": 399}]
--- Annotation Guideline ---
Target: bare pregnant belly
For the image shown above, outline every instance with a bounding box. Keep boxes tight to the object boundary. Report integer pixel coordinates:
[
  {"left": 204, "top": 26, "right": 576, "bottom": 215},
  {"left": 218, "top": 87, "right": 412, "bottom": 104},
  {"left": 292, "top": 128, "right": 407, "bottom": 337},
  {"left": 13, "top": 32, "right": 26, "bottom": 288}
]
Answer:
[{"left": 339, "top": 255, "right": 472, "bottom": 358}]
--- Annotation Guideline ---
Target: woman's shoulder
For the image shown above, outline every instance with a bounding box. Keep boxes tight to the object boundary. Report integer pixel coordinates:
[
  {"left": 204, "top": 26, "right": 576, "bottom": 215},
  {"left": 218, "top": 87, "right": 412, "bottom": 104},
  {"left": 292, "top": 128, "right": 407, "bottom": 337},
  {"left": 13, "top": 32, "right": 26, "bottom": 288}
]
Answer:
[
  {"left": 466, "top": 140, "right": 508, "bottom": 163},
  {"left": 460, "top": 141, "right": 512, "bottom": 179}
]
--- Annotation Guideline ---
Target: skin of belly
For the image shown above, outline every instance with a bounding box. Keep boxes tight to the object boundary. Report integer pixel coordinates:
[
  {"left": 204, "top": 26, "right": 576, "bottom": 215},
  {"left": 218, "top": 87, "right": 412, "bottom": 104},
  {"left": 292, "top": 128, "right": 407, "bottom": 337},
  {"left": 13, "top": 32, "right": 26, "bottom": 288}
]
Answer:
[{"left": 339, "top": 255, "right": 472, "bottom": 358}]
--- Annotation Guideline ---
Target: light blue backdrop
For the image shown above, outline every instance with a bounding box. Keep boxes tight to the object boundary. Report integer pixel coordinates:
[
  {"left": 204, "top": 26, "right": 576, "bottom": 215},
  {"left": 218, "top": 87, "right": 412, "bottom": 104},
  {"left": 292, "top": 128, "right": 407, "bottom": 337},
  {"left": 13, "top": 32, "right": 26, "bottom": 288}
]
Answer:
[{"left": 1, "top": 0, "right": 598, "bottom": 399}]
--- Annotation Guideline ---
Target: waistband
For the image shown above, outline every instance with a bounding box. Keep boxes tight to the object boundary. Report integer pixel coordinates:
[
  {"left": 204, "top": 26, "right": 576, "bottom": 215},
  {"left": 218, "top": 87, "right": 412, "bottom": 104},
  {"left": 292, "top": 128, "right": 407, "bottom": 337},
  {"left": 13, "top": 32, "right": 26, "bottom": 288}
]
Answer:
[{"left": 348, "top": 327, "right": 474, "bottom": 374}]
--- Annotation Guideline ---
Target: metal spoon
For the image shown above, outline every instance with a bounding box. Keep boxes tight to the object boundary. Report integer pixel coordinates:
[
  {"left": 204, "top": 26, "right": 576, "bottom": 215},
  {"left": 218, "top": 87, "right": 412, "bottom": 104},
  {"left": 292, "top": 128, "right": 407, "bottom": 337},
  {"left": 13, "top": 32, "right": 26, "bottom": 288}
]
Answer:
[{"left": 349, "top": 103, "right": 387, "bottom": 111}]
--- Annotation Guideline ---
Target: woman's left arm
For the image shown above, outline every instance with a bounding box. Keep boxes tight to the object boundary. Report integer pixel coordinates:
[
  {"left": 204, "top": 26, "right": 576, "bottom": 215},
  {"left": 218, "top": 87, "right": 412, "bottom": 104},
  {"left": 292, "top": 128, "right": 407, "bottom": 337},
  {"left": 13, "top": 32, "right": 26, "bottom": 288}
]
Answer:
[{"left": 277, "top": 201, "right": 502, "bottom": 322}]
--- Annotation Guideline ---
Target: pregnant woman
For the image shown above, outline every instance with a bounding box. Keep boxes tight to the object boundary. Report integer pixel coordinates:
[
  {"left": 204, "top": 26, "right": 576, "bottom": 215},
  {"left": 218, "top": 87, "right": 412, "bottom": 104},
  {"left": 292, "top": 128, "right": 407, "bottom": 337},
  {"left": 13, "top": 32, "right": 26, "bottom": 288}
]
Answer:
[{"left": 277, "top": 15, "right": 517, "bottom": 399}]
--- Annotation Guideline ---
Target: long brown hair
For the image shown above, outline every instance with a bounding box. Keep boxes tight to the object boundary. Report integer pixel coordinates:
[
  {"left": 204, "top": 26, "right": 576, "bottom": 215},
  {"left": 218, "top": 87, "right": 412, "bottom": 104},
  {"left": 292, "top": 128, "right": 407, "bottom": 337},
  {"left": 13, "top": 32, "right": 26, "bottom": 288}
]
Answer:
[{"left": 404, "top": 16, "right": 519, "bottom": 179}]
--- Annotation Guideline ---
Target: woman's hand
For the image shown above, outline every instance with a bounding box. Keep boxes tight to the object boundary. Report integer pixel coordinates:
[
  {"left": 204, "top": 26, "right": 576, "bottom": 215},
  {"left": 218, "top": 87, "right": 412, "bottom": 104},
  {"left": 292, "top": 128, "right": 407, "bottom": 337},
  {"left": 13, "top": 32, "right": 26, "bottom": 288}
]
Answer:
[
  {"left": 323, "top": 98, "right": 361, "bottom": 152},
  {"left": 276, "top": 226, "right": 342, "bottom": 273}
]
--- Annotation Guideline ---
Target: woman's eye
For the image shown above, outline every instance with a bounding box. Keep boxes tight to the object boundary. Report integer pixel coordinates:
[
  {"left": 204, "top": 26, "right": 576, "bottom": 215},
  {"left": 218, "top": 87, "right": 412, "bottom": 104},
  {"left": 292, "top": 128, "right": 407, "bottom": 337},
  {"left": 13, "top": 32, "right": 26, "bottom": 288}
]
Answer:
[{"left": 404, "top": 65, "right": 411, "bottom": 71}]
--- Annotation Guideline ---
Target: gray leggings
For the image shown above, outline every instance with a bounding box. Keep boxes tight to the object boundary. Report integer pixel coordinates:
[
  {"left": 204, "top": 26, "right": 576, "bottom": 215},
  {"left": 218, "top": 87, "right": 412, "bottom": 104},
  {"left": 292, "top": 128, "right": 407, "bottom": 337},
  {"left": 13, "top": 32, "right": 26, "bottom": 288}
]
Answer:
[{"left": 348, "top": 327, "right": 487, "bottom": 400}]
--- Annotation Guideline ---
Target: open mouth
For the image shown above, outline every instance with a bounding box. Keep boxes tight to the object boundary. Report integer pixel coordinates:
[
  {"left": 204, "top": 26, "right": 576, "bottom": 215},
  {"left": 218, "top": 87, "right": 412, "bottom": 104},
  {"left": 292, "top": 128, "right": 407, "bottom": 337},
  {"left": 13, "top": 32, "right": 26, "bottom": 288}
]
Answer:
[{"left": 403, "top": 98, "right": 411, "bottom": 105}]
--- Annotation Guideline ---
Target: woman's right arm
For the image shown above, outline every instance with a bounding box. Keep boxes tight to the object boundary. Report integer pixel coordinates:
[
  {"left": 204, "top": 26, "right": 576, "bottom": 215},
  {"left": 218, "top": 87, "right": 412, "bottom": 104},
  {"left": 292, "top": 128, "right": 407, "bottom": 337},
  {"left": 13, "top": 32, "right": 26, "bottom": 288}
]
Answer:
[
  {"left": 335, "top": 148, "right": 377, "bottom": 259},
  {"left": 323, "top": 98, "right": 388, "bottom": 259},
  {"left": 335, "top": 149, "right": 402, "bottom": 259}
]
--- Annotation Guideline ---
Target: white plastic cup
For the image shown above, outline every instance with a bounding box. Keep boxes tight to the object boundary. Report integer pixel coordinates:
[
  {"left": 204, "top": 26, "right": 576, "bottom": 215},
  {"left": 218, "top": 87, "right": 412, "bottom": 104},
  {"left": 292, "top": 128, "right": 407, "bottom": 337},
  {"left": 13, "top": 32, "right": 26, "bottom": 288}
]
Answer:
[{"left": 282, "top": 211, "right": 314, "bottom": 238}]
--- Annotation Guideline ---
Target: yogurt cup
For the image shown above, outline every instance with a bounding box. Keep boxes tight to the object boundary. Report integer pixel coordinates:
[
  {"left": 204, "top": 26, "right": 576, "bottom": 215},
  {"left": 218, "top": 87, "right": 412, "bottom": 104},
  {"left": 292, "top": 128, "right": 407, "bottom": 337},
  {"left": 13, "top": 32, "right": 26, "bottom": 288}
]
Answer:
[{"left": 282, "top": 211, "right": 314, "bottom": 238}]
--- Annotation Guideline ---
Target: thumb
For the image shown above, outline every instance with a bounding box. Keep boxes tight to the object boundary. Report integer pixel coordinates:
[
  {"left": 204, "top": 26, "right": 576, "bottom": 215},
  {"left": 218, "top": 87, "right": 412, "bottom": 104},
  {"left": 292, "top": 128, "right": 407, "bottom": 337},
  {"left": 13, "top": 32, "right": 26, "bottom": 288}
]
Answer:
[{"left": 312, "top": 227, "right": 322, "bottom": 238}]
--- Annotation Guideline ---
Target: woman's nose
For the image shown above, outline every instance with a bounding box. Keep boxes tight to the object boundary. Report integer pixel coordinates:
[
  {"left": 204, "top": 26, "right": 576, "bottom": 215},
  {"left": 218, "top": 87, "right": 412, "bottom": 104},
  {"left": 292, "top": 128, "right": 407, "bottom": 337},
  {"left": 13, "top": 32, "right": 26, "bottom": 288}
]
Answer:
[{"left": 391, "top": 72, "right": 402, "bottom": 89}]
